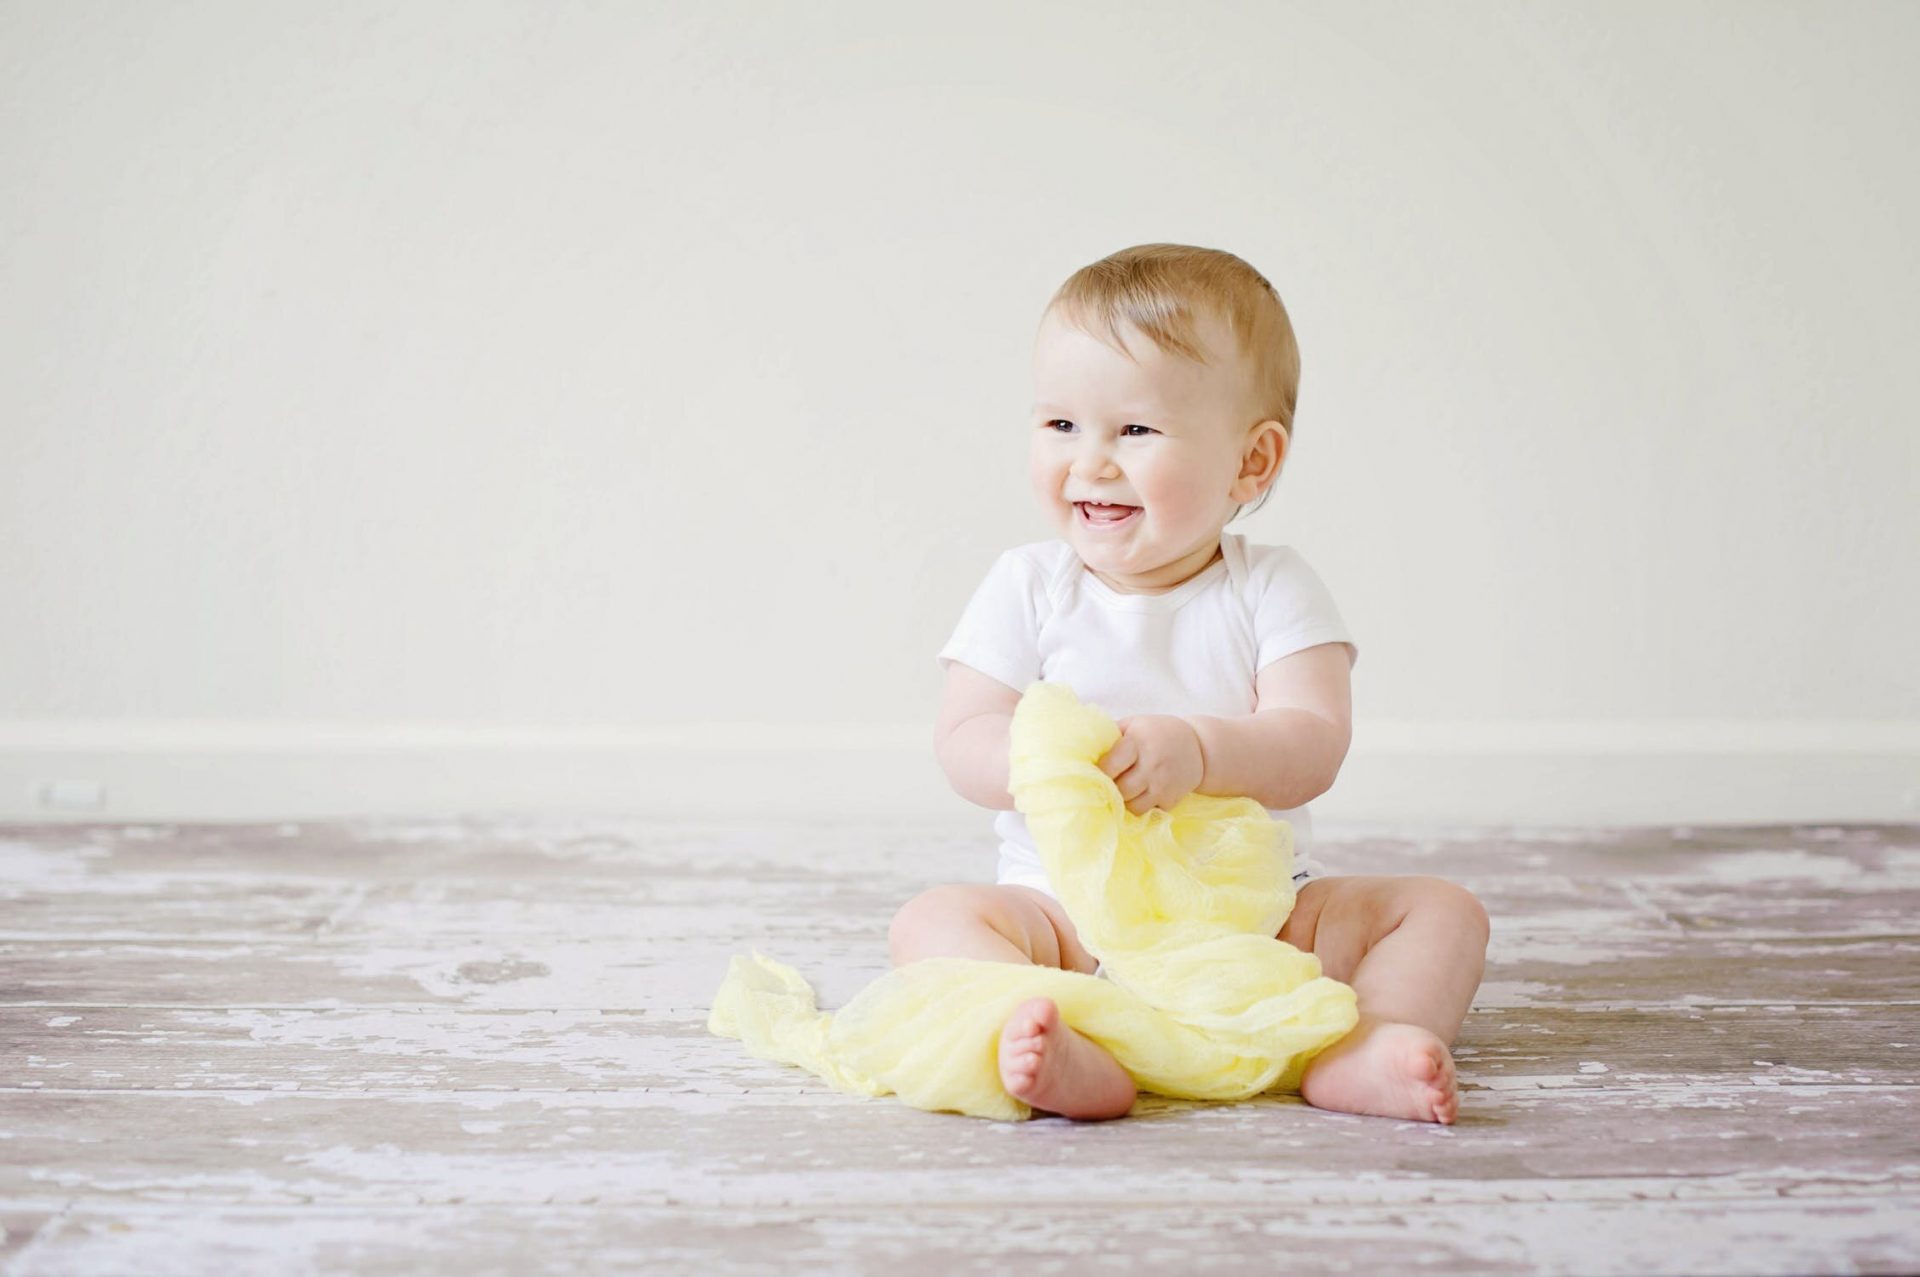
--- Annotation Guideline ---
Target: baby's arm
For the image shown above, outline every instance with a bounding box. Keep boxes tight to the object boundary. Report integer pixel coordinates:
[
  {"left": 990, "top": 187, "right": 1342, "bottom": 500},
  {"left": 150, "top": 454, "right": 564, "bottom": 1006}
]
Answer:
[
  {"left": 1188, "top": 642, "right": 1354, "bottom": 810},
  {"left": 933, "top": 661, "right": 1022, "bottom": 810}
]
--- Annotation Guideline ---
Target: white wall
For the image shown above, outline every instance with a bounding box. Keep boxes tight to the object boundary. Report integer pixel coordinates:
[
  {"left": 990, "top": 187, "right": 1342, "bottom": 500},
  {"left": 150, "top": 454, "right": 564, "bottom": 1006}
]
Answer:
[{"left": 3, "top": 1, "right": 1916, "bottom": 825}]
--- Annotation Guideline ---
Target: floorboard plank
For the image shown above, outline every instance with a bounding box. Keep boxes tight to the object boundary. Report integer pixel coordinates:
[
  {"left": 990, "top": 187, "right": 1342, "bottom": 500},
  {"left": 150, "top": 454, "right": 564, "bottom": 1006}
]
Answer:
[
  {"left": 8, "top": 1198, "right": 1914, "bottom": 1277},
  {"left": 3, "top": 1086, "right": 1917, "bottom": 1207},
  {"left": 6, "top": 1003, "right": 1915, "bottom": 1092},
  {"left": 5, "top": 931, "right": 1916, "bottom": 1013}
]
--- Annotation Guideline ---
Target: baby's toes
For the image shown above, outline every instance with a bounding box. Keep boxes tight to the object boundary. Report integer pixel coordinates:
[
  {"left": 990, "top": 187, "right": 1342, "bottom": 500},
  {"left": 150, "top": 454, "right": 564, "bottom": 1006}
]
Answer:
[
  {"left": 1432, "top": 1061, "right": 1460, "bottom": 1123},
  {"left": 1023, "top": 997, "right": 1061, "bottom": 1033},
  {"left": 1000, "top": 1000, "right": 1055, "bottom": 1059}
]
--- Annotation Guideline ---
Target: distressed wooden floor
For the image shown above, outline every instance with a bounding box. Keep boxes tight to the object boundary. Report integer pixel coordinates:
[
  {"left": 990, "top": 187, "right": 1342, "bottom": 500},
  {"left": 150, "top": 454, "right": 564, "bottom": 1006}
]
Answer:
[{"left": 2, "top": 818, "right": 1917, "bottom": 1275}]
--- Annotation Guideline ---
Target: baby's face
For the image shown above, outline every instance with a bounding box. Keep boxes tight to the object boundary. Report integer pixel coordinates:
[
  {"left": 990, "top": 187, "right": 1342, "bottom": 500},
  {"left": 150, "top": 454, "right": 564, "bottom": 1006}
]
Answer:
[{"left": 1028, "top": 306, "right": 1280, "bottom": 592}]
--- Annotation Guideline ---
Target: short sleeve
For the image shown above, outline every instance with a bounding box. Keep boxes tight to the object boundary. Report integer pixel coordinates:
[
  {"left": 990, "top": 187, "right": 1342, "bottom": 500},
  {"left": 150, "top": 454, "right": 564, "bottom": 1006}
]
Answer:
[
  {"left": 936, "top": 549, "right": 1042, "bottom": 694},
  {"left": 1253, "top": 548, "right": 1360, "bottom": 673}
]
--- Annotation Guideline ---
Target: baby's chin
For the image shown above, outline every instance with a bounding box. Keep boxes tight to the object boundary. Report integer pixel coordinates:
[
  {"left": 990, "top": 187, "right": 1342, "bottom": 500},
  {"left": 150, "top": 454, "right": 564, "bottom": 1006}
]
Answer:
[{"left": 1066, "top": 528, "right": 1158, "bottom": 571}]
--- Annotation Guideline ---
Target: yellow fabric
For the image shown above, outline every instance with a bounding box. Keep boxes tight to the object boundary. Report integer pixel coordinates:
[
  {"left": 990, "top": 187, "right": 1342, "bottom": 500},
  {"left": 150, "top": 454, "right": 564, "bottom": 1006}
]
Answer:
[{"left": 707, "top": 680, "right": 1360, "bottom": 1121}]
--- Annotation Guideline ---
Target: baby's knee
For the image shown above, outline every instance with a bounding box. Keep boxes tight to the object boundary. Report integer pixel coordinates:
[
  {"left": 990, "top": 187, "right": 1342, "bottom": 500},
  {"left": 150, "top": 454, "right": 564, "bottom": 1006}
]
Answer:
[
  {"left": 1411, "top": 876, "right": 1491, "bottom": 945},
  {"left": 1446, "top": 881, "right": 1492, "bottom": 940},
  {"left": 888, "top": 883, "right": 989, "bottom": 964},
  {"left": 889, "top": 883, "right": 1064, "bottom": 968}
]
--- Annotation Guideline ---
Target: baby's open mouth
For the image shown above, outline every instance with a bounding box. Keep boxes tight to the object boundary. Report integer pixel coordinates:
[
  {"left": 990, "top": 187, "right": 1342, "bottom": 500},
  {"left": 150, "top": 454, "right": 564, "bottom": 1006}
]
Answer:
[{"left": 1077, "top": 502, "right": 1141, "bottom": 527}]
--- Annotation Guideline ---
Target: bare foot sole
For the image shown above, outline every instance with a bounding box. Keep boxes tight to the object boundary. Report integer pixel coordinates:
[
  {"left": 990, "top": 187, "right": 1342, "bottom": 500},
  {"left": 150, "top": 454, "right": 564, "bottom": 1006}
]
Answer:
[
  {"left": 998, "top": 996, "right": 1136, "bottom": 1120},
  {"left": 1299, "top": 1017, "right": 1460, "bottom": 1124}
]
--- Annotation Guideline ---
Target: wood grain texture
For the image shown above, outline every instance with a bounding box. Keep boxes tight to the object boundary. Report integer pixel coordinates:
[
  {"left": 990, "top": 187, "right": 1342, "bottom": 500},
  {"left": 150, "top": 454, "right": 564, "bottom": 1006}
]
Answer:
[{"left": 3, "top": 817, "right": 1918, "bottom": 1275}]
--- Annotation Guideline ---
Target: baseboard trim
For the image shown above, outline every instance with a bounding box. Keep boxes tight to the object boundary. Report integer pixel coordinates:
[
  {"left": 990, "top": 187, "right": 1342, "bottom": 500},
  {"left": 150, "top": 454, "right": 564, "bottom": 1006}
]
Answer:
[{"left": 2, "top": 719, "right": 1916, "bottom": 824}]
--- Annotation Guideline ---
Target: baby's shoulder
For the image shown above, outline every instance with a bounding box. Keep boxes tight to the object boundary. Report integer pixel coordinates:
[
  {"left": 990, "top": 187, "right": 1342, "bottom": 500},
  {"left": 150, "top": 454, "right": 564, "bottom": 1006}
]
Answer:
[
  {"left": 997, "top": 539, "right": 1077, "bottom": 589},
  {"left": 1227, "top": 532, "right": 1309, "bottom": 584},
  {"left": 1006, "top": 537, "right": 1074, "bottom": 565},
  {"left": 1227, "top": 534, "right": 1343, "bottom": 609},
  {"left": 965, "top": 540, "right": 1075, "bottom": 615}
]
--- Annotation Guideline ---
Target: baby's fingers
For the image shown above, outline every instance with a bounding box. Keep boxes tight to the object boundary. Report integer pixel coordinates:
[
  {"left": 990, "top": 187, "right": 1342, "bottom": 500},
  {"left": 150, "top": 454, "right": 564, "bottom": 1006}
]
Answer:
[
  {"left": 1098, "top": 736, "right": 1137, "bottom": 778},
  {"left": 1116, "top": 771, "right": 1160, "bottom": 816}
]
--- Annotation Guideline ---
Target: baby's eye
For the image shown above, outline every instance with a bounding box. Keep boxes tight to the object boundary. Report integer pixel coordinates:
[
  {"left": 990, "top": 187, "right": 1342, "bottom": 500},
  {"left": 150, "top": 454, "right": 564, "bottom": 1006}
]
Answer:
[{"left": 1044, "top": 420, "right": 1155, "bottom": 437}]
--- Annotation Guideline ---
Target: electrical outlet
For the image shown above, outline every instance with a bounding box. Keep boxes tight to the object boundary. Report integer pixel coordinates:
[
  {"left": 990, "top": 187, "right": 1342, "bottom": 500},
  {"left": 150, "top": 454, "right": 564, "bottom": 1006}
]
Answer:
[{"left": 39, "top": 780, "right": 107, "bottom": 810}]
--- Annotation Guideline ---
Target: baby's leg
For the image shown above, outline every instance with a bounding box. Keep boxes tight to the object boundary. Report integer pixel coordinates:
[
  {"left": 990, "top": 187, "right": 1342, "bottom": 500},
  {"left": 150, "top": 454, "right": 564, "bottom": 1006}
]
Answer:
[
  {"left": 887, "top": 883, "right": 1098, "bottom": 971},
  {"left": 1279, "top": 875, "right": 1492, "bottom": 1125},
  {"left": 888, "top": 884, "right": 1134, "bottom": 1120}
]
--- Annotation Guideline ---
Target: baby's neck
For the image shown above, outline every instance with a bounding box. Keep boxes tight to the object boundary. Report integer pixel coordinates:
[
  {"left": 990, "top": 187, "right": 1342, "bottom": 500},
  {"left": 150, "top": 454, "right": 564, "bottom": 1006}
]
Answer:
[{"left": 1087, "top": 539, "right": 1223, "bottom": 595}]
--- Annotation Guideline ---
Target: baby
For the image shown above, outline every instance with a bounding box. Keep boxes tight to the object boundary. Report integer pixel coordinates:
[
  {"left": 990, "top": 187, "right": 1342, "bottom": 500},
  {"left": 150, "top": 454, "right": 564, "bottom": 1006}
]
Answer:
[{"left": 893, "top": 243, "right": 1491, "bottom": 1125}]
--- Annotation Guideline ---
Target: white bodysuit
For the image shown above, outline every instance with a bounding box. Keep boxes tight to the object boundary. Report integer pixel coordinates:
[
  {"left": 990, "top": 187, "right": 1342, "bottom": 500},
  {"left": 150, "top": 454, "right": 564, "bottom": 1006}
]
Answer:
[{"left": 937, "top": 532, "right": 1360, "bottom": 900}]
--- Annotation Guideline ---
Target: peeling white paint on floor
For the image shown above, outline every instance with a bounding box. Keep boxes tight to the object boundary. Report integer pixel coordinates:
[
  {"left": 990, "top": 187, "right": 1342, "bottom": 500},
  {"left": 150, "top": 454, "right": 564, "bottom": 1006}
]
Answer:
[{"left": 1, "top": 818, "right": 1916, "bottom": 1273}]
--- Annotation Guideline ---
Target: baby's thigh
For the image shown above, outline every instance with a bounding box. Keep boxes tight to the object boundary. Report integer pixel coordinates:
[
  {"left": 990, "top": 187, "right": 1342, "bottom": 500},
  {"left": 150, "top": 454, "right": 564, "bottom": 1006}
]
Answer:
[
  {"left": 1275, "top": 874, "right": 1420, "bottom": 984},
  {"left": 1000, "top": 884, "right": 1101, "bottom": 976},
  {"left": 889, "top": 882, "right": 1099, "bottom": 974}
]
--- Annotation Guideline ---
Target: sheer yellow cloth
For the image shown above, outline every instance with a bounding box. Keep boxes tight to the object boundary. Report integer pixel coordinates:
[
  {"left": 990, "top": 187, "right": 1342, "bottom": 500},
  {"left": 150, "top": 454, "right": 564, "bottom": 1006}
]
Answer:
[{"left": 707, "top": 680, "right": 1359, "bottom": 1121}]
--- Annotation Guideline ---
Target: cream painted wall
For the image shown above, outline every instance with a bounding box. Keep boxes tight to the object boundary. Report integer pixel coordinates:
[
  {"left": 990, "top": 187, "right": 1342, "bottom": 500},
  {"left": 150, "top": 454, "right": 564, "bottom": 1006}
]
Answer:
[{"left": 3, "top": 2, "right": 1916, "bottom": 823}]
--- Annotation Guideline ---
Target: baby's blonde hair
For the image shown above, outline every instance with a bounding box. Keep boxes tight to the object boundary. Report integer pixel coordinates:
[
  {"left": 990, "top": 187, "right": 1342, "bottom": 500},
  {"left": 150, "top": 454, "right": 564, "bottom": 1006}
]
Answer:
[{"left": 1044, "top": 243, "right": 1301, "bottom": 521}]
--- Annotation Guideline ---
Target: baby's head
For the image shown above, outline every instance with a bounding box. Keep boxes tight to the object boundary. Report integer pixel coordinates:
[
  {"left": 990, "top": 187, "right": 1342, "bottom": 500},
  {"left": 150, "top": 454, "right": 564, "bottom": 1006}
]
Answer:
[{"left": 1029, "top": 243, "right": 1300, "bottom": 594}]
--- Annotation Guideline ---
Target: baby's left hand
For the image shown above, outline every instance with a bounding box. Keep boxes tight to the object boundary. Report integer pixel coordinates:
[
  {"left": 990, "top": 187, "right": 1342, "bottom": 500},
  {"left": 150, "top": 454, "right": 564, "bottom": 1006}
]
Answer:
[{"left": 1097, "top": 715, "right": 1206, "bottom": 816}]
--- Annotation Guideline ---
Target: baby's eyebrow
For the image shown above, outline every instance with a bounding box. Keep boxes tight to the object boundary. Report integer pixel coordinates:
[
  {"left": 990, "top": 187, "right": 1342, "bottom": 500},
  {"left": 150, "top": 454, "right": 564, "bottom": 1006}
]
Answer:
[{"left": 1033, "top": 402, "right": 1171, "bottom": 417}]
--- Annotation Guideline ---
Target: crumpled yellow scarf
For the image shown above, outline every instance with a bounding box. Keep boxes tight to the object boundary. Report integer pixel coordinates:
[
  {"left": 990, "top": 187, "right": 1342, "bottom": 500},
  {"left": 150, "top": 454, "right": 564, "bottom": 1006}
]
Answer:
[{"left": 708, "top": 680, "right": 1359, "bottom": 1121}]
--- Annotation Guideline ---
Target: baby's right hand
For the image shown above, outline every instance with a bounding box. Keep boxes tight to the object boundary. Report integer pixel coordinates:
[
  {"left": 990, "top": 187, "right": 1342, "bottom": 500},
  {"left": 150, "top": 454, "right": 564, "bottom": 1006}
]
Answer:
[{"left": 1098, "top": 715, "right": 1206, "bottom": 817}]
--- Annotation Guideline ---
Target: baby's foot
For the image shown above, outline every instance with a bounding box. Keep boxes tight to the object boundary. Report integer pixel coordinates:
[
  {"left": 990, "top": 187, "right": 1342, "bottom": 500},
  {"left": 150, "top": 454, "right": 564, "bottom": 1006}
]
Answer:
[
  {"left": 998, "top": 996, "right": 1136, "bottom": 1121},
  {"left": 1299, "top": 1017, "right": 1460, "bottom": 1124}
]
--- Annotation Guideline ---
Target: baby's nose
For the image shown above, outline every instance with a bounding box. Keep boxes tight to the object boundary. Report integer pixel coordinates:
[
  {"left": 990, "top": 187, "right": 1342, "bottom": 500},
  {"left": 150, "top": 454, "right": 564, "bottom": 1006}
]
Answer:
[{"left": 1071, "top": 446, "right": 1119, "bottom": 477}]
